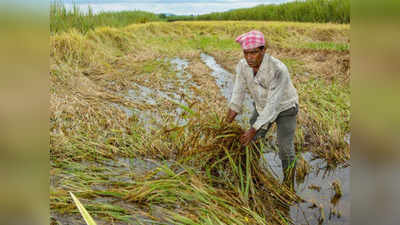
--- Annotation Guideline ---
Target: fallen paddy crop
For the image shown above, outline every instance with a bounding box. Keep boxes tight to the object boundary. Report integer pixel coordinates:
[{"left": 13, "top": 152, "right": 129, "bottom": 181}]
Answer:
[{"left": 50, "top": 21, "right": 350, "bottom": 224}]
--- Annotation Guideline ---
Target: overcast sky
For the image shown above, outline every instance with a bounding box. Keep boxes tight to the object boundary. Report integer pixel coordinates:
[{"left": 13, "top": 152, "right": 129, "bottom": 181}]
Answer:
[{"left": 63, "top": 0, "right": 295, "bottom": 15}]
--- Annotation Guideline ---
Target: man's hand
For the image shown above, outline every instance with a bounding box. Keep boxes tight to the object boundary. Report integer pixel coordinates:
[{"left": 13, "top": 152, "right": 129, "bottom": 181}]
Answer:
[
  {"left": 239, "top": 127, "right": 257, "bottom": 146},
  {"left": 225, "top": 109, "right": 238, "bottom": 123}
]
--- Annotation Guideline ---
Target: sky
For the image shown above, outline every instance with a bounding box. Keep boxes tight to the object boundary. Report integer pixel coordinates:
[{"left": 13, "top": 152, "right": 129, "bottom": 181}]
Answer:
[{"left": 63, "top": 0, "right": 295, "bottom": 15}]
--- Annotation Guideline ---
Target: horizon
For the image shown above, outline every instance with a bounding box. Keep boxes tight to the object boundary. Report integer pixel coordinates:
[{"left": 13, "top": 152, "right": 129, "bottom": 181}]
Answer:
[{"left": 61, "top": 0, "right": 296, "bottom": 16}]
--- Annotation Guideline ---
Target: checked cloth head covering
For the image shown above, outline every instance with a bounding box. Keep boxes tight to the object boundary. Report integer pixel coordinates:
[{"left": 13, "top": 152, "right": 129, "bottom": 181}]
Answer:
[{"left": 235, "top": 30, "right": 265, "bottom": 50}]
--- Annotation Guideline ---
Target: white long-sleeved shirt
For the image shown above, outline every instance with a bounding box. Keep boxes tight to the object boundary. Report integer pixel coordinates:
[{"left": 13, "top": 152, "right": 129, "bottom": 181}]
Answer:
[{"left": 228, "top": 53, "right": 299, "bottom": 130}]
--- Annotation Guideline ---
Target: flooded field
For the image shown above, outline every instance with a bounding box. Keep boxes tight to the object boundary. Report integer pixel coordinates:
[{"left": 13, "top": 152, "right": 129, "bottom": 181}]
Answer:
[
  {"left": 50, "top": 21, "right": 350, "bottom": 225},
  {"left": 201, "top": 54, "right": 350, "bottom": 225}
]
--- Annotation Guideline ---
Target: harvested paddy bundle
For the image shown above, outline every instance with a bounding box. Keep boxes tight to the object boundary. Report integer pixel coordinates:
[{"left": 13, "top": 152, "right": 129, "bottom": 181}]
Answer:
[
  {"left": 181, "top": 117, "right": 301, "bottom": 212},
  {"left": 126, "top": 113, "right": 302, "bottom": 224}
]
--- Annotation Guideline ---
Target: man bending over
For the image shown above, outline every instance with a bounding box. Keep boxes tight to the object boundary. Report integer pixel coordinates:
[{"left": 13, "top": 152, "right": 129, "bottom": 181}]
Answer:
[{"left": 226, "top": 30, "right": 299, "bottom": 188}]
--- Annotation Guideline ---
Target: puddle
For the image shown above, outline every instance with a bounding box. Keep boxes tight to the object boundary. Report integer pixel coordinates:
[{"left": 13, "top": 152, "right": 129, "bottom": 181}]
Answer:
[
  {"left": 110, "top": 102, "right": 134, "bottom": 117},
  {"left": 200, "top": 53, "right": 253, "bottom": 127},
  {"left": 111, "top": 57, "right": 203, "bottom": 129},
  {"left": 200, "top": 53, "right": 233, "bottom": 99},
  {"left": 171, "top": 57, "right": 189, "bottom": 76},
  {"left": 128, "top": 83, "right": 189, "bottom": 126},
  {"left": 127, "top": 83, "right": 157, "bottom": 105},
  {"left": 261, "top": 151, "right": 350, "bottom": 224},
  {"left": 170, "top": 57, "right": 202, "bottom": 101}
]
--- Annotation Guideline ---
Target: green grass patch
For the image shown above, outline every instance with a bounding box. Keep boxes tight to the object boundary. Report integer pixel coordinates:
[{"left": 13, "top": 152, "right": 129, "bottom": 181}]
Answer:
[
  {"left": 301, "top": 41, "right": 349, "bottom": 51},
  {"left": 281, "top": 58, "right": 306, "bottom": 75},
  {"left": 187, "top": 35, "right": 239, "bottom": 51},
  {"left": 169, "top": 0, "right": 350, "bottom": 24}
]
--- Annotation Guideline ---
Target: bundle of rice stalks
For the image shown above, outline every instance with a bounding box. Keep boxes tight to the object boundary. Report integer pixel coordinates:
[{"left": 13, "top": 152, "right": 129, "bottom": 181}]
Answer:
[
  {"left": 126, "top": 112, "right": 302, "bottom": 224},
  {"left": 185, "top": 118, "right": 300, "bottom": 207}
]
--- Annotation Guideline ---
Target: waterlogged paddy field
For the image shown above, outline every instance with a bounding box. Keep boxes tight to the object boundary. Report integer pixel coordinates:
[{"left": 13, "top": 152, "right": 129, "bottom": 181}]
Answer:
[{"left": 50, "top": 21, "right": 350, "bottom": 225}]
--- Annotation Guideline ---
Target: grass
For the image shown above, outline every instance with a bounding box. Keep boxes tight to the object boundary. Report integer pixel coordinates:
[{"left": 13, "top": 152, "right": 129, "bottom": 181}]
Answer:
[
  {"left": 301, "top": 41, "right": 349, "bottom": 51},
  {"left": 168, "top": 0, "right": 350, "bottom": 24},
  {"left": 50, "top": 1, "right": 161, "bottom": 33},
  {"left": 296, "top": 77, "right": 350, "bottom": 165},
  {"left": 70, "top": 192, "right": 98, "bottom": 225},
  {"left": 51, "top": 0, "right": 350, "bottom": 34},
  {"left": 50, "top": 21, "right": 350, "bottom": 224}
]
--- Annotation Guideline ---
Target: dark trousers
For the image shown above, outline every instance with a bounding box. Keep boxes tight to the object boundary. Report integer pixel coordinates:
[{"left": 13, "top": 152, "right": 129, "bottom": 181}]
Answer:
[{"left": 249, "top": 104, "right": 298, "bottom": 162}]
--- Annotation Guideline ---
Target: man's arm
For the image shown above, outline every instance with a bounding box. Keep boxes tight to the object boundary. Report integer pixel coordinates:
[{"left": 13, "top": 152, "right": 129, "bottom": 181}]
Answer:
[
  {"left": 227, "top": 62, "right": 246, "bottom": 117},
  {"left": 226, "top": 109, "right": 238, "bottom": 123},
  {"left": 239, "top": 127, "right": 257, "bottom": 146}
]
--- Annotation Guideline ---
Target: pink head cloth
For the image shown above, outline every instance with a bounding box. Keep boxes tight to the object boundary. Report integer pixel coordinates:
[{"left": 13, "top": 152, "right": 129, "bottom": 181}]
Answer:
[{"left": 235, "top": 30, "right": 265, "bottom": 50}]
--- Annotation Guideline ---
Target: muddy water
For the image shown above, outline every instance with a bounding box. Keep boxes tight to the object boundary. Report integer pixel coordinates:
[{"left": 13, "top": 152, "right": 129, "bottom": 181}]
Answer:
[
  {"left": 112, "top": 57, "right": 202, "bottom": 128},
  {"left": 200, "top": 53, "right": 254, "bottom": 127},
  {"left": 262, "top": 151, "right": 350, "bottom": 224},
  {"left": 202, "top": 53, "right": 350, "bottom": 224}
]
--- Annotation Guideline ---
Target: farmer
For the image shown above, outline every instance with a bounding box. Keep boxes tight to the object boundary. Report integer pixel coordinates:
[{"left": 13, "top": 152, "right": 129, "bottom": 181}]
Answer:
[{"left": 225, "top": 30, "right": 299, "bottom": 188}]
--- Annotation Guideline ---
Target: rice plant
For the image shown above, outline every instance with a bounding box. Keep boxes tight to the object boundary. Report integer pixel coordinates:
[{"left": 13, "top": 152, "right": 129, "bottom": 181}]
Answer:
[
  {"left": 50, "top": 1, "right": 161, "bottom": 33},
  {"left": 70, "top": 192, "right": 98, "bottom": 225},
  {"left": 50, "top": 21, "right": 350, "bottom": 224},
  {"left": 169, "top": 0, "right": 350, "bottom": 24}
]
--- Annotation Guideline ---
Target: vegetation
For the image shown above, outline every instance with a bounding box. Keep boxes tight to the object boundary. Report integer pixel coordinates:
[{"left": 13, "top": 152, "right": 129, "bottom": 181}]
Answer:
[
  {"left": 51, "top": 0, "right": 350, "bottom": 33},
  {"left": 168, "top": 0, "right": 350, "bottom": 24},
  {"left": 50, "top": 1, "right": 161, "bottom": 33},
  {"left": 70, "top": 192, "right": 98, "bottom": 225},
  {"left": 50, "top": 20, "right": 349, "bottom": 224}
]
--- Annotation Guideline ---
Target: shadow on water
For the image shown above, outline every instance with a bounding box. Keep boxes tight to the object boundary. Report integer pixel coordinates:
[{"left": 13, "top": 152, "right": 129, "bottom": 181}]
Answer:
[{"left": 201, "top": 53, "right": 350, "bottom": 224}]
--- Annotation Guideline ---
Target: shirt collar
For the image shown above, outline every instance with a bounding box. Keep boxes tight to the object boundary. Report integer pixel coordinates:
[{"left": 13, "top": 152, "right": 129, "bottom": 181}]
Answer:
[{"left": 258, "top": 53, "right": 270, "bottom": 73}]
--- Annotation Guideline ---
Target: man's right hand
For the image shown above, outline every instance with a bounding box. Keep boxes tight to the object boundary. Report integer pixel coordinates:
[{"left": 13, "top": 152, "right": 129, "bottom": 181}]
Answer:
[{"left": 225, "top": 109, "right": 238, "bottom": 123}]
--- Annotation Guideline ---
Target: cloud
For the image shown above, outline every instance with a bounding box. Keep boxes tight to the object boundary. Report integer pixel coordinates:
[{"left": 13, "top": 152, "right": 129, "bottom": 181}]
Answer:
[
  {"left": 63, "top": 0, "right": 294, "bottom": 15},
  {"left": 64, "top": 0, "right": 289, "bottom": 3}
]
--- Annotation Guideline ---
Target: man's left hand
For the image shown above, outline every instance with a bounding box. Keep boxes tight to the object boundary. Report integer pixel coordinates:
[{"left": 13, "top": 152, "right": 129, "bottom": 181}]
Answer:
[{"left": 239, "top": 127, "right": 257, "bottom": 146}]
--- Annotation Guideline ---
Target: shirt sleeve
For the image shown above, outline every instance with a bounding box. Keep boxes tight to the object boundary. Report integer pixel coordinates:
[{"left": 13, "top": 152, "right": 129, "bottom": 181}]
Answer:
[
  {"left": 252, "top": 67, "right": 287, "bottom": 130},
  {"left": 228, "top": 62, "right": 246, "bottom": 114}
]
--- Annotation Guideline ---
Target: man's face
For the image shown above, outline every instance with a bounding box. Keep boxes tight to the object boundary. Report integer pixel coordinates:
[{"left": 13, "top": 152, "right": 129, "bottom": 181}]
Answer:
[{"left": 243, "top": 47, "right": 265, "bottom": 69}]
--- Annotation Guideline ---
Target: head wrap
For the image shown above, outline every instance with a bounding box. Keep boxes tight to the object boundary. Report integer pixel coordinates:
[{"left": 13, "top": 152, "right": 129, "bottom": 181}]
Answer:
[{"left": 235, "top": 30, "right": 265, "bottom": 50}]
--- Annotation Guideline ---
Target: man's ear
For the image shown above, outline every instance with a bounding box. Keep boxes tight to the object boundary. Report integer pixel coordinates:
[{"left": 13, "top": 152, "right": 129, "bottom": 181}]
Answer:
[{"left": 262, "top": 48, "right": 266, "bottom": 54}]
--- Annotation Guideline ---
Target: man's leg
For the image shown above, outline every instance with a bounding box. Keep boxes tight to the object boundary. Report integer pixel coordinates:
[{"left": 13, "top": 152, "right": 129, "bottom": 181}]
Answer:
[
  {"left": 248, "top": 108, "right": 271, "bottom": 166},
  {"left": 276, "top": 105, "right": 298, "bottom": 189},
  {"left": 249, "top": 108, "right": 271, "bottom": 145}
]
